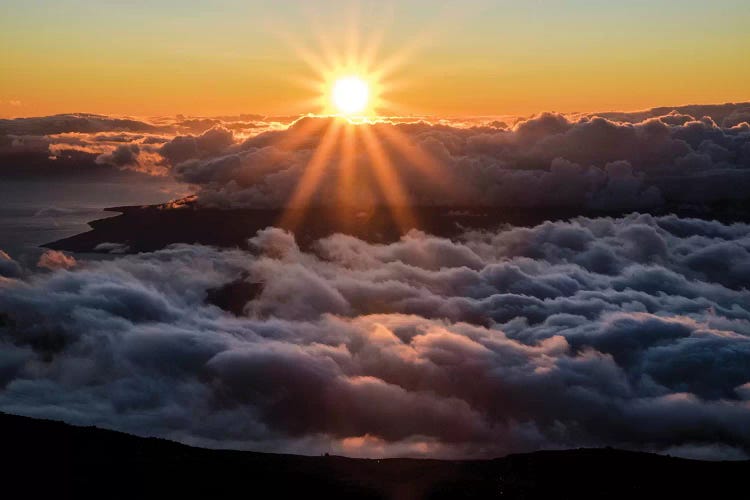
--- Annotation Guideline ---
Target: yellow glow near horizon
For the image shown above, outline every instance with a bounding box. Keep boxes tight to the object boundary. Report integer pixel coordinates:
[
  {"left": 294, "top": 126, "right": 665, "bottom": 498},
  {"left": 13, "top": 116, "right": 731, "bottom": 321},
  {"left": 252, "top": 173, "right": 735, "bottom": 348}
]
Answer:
[{"left": 332, "top": 77, "right": 369, "bottom": 115}]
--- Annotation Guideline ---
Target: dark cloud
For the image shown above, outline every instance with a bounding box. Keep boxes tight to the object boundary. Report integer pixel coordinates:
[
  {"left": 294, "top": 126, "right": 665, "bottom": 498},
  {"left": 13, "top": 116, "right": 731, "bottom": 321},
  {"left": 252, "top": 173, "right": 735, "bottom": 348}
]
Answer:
[
  {"left": 159, "top": 126, "right": 235, "bottom": 165},
  {"left": 1, "top": 215, "right": 749, "bottom": 459},
  {"left": 0, "top": 113, "right": 164, "bottom": 136},
  {"left": 0, "top": 250, "right": 22, "bottom": 278},
  {"left": 95, "top": 144, "right": 141, "bottom": 168}
]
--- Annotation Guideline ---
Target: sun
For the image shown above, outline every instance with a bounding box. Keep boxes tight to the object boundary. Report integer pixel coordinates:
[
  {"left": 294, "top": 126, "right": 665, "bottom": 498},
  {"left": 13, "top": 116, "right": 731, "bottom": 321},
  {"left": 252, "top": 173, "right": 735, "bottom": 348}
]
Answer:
[
  {"left": 271, "top": 24, "right": 457, "bottom": 234},
  {"left": 331, "top": 76, "right": 369, "bottom": 115}
]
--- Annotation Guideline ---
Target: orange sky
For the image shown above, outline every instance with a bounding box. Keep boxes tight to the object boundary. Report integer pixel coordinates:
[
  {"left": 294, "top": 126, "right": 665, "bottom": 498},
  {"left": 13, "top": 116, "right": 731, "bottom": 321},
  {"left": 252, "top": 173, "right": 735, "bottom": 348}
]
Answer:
[{"left": 1, "top": 0, "right": 748, "bottom": 119}]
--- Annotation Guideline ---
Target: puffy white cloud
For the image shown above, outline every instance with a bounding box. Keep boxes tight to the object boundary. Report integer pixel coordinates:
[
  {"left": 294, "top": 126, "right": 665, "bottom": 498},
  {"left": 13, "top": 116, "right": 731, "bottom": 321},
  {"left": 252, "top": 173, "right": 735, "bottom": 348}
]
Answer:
[{"left": 1, "top": 214, "right": 749, "bottom": 459}]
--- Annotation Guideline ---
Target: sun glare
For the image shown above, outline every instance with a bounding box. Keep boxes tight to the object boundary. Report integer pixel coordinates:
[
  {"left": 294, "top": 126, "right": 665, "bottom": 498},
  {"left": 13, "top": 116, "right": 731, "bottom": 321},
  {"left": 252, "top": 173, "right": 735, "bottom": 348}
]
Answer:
[
  {"left": 332, "top": 76, "right": 369, "bottom": 115},
  {"left": 272, "top": 19, "right": 457, "bottom": 232}
]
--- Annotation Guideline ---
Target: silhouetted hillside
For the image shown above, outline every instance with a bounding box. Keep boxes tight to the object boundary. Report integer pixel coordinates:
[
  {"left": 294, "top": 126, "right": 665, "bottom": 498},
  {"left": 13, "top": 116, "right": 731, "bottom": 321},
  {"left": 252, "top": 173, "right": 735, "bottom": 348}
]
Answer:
[
  {"left": 1, "top": 412, "right": 746, "bottom": 499},
  {"left": 44, "top": 199, "right": 750, "bottom": 254}
]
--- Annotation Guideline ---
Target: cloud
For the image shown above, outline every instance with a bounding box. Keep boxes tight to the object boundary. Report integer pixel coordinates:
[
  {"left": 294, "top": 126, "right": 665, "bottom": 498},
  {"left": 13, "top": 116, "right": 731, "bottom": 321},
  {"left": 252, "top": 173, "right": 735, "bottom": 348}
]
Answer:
[
  {"left": 158, "top": 126, "right": 235, "bottom": 165},
  {"left": 93, "top": 242, "right": 131, "bottom": 254},
  {"left": 3, "top": 103, "right": 748, "bottom": 205},
  {"left": 1, "top": 214, "right": 749, "bottom": 459},
  {"left": 593, "top": 102, "right": 750, "bottom": 127},
  {"left": 95, "top": 144, "right": 141, "bottom": 167},
  {"left": 36, "top": 250, "right": 76, "bottom": 270},
  {"left": 0, "top": 113, "right": 270, "bottom": 179},
  {"left": 0, "top": 114, "right": 165, "bottom": 136},
  {"left": 166, "top": 103, "right": 750, "bottom": 211},
  {"left": 0, "top": 250, "right": 22, "bottom": 278},
  {"left": 0, "top": 130, "right": 171, "bottom": 179}
]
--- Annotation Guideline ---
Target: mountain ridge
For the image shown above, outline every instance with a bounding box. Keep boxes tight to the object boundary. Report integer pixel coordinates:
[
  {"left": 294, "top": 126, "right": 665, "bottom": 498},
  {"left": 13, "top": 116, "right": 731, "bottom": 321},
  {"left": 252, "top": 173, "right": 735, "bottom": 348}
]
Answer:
[{"left": 1, "top": 411, "right": 747, "bottom": 499}]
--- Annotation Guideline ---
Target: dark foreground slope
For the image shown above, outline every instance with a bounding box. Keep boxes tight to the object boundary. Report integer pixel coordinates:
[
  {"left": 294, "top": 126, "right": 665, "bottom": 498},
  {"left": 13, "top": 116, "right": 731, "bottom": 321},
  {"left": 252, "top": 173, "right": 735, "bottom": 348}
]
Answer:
[
  {"left": 1, "top": 412, "right": 747, "bottom": 499},
  {"left": 45, "top": 200, "right": 750, "bottom": 254},
  {"left": 44, "top": 205, "right": 587, "bottom": 253}
]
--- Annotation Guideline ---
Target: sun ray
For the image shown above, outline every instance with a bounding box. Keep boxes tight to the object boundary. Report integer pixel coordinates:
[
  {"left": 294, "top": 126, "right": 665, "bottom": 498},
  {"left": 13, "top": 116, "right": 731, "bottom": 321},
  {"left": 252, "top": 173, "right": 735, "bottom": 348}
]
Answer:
[
  {"left": 270, "top": 25, "right": 332, "bottom": 76},
  {"left": 337, "top": 121, "right": 357, "bottom": 209},
  {"left": 272, "top": 115, "right": 329, "bottom": 151},
  {"left": 374, "top": 122, "right": 441, "bottom": 175},
  {"left": 358, "top": 124, "right": 417, "bottom": 232},
  {"left": 311, "top": 22, "right": 344, "bottom": 75},
  {"left": 279, "top": 119, "right": 343, "bottom": 230},
  {"left": 344, "top": 4, "right": 361, "bottom": 70},
  {"left": 266, "top": 12, "right": 452, "bottom": 233},
  {"left": 359, "top": 26, "right": 385, "bottom": 74},
  {"left": 375, "top": 123, "right": 471, "bottom": 204},
  {"left": 368, "top": 34, "right": 429, "bottom": 84}
]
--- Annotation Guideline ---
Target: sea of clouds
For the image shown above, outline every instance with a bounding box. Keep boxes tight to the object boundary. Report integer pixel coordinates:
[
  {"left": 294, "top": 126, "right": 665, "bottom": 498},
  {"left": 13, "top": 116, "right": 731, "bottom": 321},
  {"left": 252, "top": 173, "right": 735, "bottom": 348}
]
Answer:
[
  {"left": 2, "top": 102, "right": 750, "bottom": 211},
  {"left": 2, "top": 103, "right": 750, "bottom": 459},
  {"left": 1, "top": 214, "right": 749, "bottom": 459}
]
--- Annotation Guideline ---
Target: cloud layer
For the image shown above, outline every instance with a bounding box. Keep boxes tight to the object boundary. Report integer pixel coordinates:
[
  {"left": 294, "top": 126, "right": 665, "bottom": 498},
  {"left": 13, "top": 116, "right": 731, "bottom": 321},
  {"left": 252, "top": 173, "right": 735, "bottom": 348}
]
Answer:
[
  {"left": 0, "top": 113, "right": 280, "bottom": 179},
  {"left": 2, "top": 103, "right": 749, "bottom": 215},
  {"left": 1, "top": 214, "right": 749, "bottom": 459},
  {"left": 164, "top": 102, "right": 750, "bottom": 211}
]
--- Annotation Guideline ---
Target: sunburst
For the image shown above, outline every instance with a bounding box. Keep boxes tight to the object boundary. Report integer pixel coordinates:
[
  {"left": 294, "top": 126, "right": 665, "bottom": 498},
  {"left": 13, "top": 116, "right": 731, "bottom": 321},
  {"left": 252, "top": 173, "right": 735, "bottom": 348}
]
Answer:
[{"left": 268, "top": 20, "right": 459, "bottom": 233}]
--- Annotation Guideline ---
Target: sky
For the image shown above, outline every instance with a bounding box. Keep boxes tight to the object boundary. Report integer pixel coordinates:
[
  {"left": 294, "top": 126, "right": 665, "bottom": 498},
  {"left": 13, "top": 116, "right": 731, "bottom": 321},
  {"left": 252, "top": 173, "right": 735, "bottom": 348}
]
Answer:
[{"left": 1, "top": 0, "right": 749, "bottom": 118}]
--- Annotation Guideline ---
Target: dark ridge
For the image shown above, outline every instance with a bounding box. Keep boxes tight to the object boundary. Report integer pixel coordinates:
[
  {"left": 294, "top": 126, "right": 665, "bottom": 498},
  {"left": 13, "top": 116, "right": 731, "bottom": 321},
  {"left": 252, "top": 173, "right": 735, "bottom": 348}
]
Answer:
[
  {"left": 43, "top": 199, "right": 750, "bottom": 254},
  {"left": 1, "top": 411, "right": 747, "bottom": 499}
]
